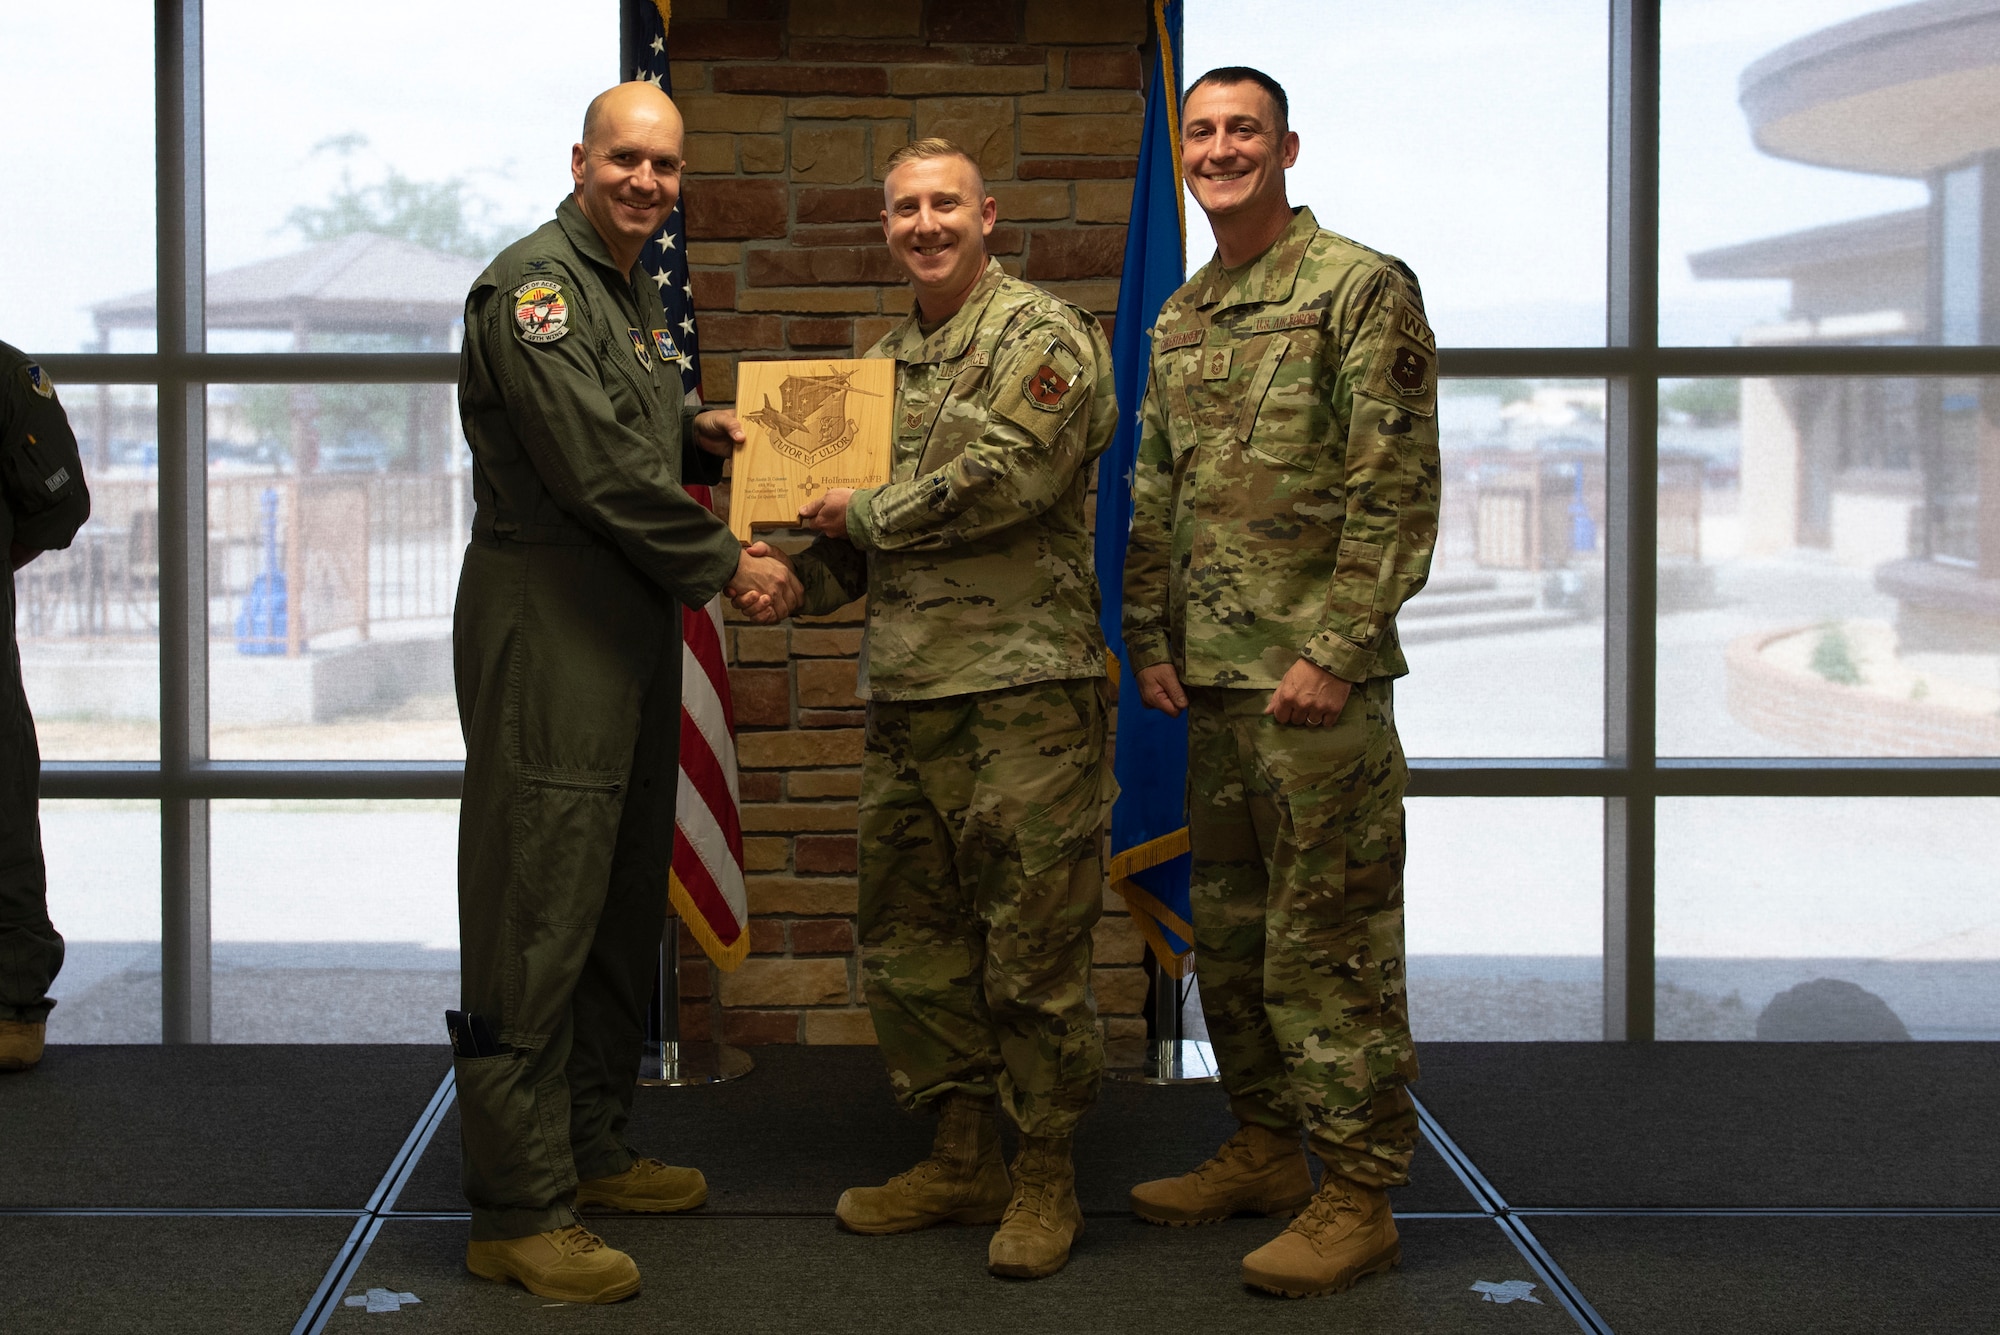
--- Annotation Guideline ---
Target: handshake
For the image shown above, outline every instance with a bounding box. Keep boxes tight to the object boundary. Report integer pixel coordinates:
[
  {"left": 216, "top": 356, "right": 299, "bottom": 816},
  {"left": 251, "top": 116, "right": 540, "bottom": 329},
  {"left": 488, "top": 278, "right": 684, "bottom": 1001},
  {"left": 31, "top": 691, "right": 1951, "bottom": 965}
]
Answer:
[{"left": 725, "top": 541, "right": 800, "bottom": 625}]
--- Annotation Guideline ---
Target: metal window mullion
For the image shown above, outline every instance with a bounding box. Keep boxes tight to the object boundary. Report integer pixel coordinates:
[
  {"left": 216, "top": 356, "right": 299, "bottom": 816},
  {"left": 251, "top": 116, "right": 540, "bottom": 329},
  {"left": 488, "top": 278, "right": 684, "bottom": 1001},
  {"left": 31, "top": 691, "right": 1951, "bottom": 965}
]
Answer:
[
  {"left": 1605, "top": 0, "right": 1661, "bottom": 1041},
  {"left": 157, "top": 0, "right": 210, "bottom": 1044}
]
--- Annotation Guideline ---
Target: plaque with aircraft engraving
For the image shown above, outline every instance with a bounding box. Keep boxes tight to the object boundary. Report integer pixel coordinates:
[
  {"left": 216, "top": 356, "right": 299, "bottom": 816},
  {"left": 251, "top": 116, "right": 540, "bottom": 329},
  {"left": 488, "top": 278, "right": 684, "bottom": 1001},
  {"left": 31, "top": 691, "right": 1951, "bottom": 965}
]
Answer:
[{"left": 728, "top": 358, "right": 895, "bottom": 541}]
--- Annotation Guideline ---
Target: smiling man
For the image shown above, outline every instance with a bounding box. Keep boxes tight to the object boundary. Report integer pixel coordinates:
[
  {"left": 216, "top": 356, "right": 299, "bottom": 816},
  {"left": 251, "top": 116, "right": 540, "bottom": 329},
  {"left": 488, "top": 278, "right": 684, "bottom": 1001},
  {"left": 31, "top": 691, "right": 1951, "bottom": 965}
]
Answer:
[
  {"left": 450, "top": 81, "right": 798, "bottom": 1304},
  {"left": 1121, "top": 67, "right": 1441, "bottom": 1299},
  {"left": 742, "top": 138, "right": 1117, "bottom": 1280}
]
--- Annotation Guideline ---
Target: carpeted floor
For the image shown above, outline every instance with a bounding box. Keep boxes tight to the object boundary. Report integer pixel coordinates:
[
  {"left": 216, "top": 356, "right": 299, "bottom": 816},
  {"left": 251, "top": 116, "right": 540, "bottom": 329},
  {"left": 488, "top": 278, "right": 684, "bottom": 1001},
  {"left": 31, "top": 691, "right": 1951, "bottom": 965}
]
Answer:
[{"left": 1, "top": 1041, "right": 1993, "bottom": 1334}]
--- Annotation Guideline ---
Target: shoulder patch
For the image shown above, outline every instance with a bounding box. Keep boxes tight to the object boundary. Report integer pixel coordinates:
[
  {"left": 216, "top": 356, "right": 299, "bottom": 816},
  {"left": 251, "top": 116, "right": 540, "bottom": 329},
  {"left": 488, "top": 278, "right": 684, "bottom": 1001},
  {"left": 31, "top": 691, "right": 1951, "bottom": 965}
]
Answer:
[
  {"left": 22, "top": 362, "right": 55, "bottom": 398},
  {"left": 1357, "top": 290, "right": 1437, "bottom": 416},
  {"left": 1021, "top": 335, "right": 1085, "bottom": 414},
  {"left": 512, "top": 280, "right": 569, "bottom": 344}
]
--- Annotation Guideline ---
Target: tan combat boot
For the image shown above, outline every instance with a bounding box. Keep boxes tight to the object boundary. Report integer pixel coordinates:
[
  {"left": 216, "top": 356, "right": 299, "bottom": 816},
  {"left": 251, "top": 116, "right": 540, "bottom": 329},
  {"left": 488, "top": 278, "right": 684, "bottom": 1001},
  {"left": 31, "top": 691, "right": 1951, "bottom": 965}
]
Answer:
[
  {"left": 987, "top": 1133, "right": 1083, "bottom": 1279},
  {"left": 465, "top": 1224, "right": 641, "bottom": 1303},
  {"left": 576, "top": 1158, "right": 707, "bottom": 1213},
  {"left": 1129, "top": 1122, "right": 1314, "bottom": 1225},
  {"left": 835, "top": 1092, "right": 1012, "bottom": 1234},
  {"left": 1240, "top": 1174, "right": 1400, "bottom": 1298},
  {"left": 0, "top": 1020, "right": 45, "bottom": 1072}
]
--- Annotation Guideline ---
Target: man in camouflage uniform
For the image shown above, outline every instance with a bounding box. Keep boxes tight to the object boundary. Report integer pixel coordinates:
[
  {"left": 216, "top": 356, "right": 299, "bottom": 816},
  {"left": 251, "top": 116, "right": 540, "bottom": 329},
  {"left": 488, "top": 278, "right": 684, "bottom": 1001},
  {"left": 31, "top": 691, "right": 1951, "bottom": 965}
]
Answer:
[
  {"left": 1121, "top": 68, "right": 1440, "bottom": 1298},
  {"left": 0, "top": 339, "right": 89, "bottom": 1073},
  {"left": 744, "top": 138, "right": 1117, "bottom": 1280},
  {"left": 452, "top": 82, "right": 798, "bottom": 1305}
]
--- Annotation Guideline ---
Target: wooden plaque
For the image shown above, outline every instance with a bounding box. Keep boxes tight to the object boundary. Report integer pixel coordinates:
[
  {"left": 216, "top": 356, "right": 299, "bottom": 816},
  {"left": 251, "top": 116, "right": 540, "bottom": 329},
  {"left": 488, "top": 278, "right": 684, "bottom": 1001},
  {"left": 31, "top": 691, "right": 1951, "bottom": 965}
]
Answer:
[{"left": 728, "top": 358, "right": 896, "bottom": 541}]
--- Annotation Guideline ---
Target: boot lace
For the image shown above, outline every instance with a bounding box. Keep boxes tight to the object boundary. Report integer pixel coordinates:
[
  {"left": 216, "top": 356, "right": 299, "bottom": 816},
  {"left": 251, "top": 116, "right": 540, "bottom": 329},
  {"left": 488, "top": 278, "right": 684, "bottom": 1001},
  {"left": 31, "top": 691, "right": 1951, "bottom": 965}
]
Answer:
[
  {"left": 1187, "top": 1124, "right": 1267, "bottom": 1184},
  {"left": 553, "top": 1224, "right": 607, "bottom": 1254},
  {"left": 1288, "top": 1179, "right": 1365, "bottom": 1237}
]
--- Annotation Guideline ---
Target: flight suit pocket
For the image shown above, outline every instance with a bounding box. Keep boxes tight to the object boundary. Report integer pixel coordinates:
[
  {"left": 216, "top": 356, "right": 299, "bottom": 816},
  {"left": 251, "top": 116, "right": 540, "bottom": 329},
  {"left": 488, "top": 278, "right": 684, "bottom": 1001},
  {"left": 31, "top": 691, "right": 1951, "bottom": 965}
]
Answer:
[{"left": 511, "top": 765, "right": 626, "bottom": 927}]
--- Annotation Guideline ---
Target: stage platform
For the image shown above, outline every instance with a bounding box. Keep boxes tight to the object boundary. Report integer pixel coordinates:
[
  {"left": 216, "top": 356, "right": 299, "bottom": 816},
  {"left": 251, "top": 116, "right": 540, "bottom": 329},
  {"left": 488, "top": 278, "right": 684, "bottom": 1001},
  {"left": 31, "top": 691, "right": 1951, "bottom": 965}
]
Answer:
[{"left": 1, "top": 1042, "right": 1994, "bottom": 1333}]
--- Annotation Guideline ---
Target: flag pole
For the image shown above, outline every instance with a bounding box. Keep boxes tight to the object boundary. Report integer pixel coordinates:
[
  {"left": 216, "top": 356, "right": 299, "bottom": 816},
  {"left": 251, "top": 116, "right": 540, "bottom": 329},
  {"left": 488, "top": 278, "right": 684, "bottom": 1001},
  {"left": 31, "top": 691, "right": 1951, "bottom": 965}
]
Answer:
[{"left": 638, "top": 916, "right": 753, "bottom": 1086}]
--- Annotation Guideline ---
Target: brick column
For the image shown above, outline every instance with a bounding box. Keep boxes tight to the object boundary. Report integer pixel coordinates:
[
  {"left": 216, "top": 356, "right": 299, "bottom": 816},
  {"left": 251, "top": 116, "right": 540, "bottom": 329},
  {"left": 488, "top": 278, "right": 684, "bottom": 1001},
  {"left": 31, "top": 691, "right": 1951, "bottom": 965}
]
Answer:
[{"left": 668, "top": 0, "right": 1151, "bottom": 1047}]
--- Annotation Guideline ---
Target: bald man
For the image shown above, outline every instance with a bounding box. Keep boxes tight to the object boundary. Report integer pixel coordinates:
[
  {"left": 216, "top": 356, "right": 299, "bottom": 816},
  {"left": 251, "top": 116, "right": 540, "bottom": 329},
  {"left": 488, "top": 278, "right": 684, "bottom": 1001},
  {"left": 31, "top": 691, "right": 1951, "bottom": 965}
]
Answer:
[{"left": 451, "top": 82, "right": 798, "bottom": 1303}]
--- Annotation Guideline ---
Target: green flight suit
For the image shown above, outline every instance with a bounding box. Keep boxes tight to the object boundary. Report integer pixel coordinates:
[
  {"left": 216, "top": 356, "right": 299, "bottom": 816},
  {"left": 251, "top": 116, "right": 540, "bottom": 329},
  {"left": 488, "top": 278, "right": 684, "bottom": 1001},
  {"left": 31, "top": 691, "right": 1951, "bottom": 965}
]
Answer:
[
  {"left": 0, "top": 340, "right": 89, "bottom": 1024},
  {"left": 453, "top": 196, "right": 741, "bottom": 1241},
  {"left": 1124, "top": 208, "right": 1440, "bottom": 1188},
  {"left": 790, "top": 260, "right": 1119, "bottom": 1137}
]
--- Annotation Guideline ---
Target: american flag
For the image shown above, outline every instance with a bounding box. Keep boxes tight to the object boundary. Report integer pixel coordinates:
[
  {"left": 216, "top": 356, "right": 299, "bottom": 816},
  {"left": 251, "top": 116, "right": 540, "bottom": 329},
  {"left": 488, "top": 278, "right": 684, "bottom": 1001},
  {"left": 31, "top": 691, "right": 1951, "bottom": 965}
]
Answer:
[{"left": 637, "top": 0, "right": 750, "bottom": 972}]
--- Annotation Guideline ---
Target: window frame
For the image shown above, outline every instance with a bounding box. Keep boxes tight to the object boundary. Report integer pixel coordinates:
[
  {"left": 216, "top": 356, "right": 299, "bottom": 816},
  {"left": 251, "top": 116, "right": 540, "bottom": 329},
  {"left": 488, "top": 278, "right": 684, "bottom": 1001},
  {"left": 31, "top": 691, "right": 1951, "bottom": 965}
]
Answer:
[{"left": 34, "top": 1, "right": 2000, "bottom": 1041}]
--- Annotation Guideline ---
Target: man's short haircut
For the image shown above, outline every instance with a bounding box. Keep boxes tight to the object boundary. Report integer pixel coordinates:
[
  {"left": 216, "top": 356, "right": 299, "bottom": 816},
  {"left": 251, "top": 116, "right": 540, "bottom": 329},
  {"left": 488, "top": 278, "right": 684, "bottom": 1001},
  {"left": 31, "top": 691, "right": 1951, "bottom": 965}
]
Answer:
[
  {"left": 882, "top": 137, "right": 987, "bottom": 196},
  {"left": 1184, "top": 65, "right": 1291, "bottom": 134}
]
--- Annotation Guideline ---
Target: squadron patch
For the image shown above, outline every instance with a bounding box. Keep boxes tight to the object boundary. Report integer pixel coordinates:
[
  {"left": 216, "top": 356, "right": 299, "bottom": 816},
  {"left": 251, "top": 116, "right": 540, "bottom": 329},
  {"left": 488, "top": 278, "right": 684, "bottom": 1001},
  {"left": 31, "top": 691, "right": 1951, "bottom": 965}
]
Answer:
[
  {"left": 1022, "top": 334, "right": 1084, "bottom": 413},
  {"left": 627, "top": 327, "right": 652, "bottom": 370},
  {"left": 22, "top": 362, "right": 55, "bottom": 398},
  {"left": 1388, "top": 346, "right": 1430, "bottom": 396},
  {"left": 512, "top": 281, "right": 568, "bottom": 343},
  {"left": 651, "top": 328, "right": 681, "bottom": 364},
  {"left": 1025, "top": 363, "right": 1072, "bottom": 409}
]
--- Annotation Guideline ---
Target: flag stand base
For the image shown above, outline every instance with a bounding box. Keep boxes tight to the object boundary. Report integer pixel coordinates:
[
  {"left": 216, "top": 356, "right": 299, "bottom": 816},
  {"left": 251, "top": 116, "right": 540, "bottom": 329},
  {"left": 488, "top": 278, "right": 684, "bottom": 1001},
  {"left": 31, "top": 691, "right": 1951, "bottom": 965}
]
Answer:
[
  {"left": 1105, "top": 954, "right": 1219, "bottom": 1084},
  {"left": 637, "top": 1040, "right": 754, "bottom": 1086},
  {"left": 637, "top": 918, "right": 753, "bottom": 1087},
  {"left": 1105, "top": 1038, "right": 1218, "bottom": 1084}
]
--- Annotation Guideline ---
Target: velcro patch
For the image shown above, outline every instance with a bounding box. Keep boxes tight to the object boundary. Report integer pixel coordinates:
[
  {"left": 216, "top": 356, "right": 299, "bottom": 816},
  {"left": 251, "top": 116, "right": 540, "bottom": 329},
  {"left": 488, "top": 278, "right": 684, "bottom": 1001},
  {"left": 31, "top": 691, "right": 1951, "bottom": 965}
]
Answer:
[
  {"left": 1157, "top": 328, "right": 1204, "bottom": 352},
  {"left": 627, "top": 327, "right": 652, "bottom": 370},
  {"left": 22, "top": 362, "right": 54, "bottom": 398},
  {"left": 1241, "top": 309, "right": 1325, "bottom": 335},
  {"left": 44, "top": 466, "right": 71, "bottom": 494},
  {"left": 512, "top": 281, "right": 569, "bottom": 343},
  {"left": 652, "top": 328, "right": 681, "bottom": 363},
  {"left": 1358, "top": 292, "right": 1437, "bottom": 416}
]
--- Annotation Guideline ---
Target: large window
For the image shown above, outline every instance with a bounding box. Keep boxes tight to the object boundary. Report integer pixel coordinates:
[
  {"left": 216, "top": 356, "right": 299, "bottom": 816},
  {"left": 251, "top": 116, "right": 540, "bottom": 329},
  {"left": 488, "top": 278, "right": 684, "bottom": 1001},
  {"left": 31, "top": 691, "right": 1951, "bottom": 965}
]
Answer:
[
  {"left": 16, "top": 1, "right": 615, "bottom": 1043},
  {"left": 1189, "top": 0, "right": 2000, "bottom": 1041},
  {"left": 22, "top": 2, "right": 2000, "bottom": 1042}
]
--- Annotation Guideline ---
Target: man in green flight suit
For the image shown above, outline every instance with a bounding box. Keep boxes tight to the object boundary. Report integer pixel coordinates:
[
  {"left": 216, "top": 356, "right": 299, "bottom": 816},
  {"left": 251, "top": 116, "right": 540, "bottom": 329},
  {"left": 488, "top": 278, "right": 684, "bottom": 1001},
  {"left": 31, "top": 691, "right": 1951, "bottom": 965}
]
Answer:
[
  {"left": 0, "top": 339, "right": 89, "bottom": 1074},
  {"left": 452, "top": 81, "right": 799, "bottom": 1304},
  {"left": 736, "top": 138, "right": 1118, "bottom": 1280},
  {"left": 1122, "top": 68, "right": 1441, "bottom": 1299}
]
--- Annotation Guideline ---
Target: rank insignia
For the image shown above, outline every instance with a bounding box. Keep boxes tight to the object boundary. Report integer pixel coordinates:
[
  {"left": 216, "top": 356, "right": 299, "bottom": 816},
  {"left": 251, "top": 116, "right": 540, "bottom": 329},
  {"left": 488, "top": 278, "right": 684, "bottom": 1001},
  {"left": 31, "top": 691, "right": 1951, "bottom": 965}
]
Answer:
[
  {"left": 1388, "top": 346, "right": 1430, "bottom": 396},
  {"left": 22, "top": 362, "right": 54, "bottom": 398},
  {"left": 512, "top": 281, "right": 568, "bottom": 343},
  {"left": 627, "top": 327, "right": 652, "bottom": 370},
  {"left": 1202, "top": 347, "right": 1232, "bottom": 381},
  {"left": 651, "top": 328, "right": 680, "bottom": 363},
  {"left": 1025, "top": 364, "right": 1072, "bottom": 410}
]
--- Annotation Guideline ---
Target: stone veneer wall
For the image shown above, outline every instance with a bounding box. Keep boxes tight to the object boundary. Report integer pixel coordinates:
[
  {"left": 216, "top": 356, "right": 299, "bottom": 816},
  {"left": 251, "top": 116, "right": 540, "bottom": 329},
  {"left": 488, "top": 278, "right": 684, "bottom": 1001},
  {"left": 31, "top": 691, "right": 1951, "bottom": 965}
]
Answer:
[{"left": 667, "top": 0, "right": 1153, "bottom": 1046}]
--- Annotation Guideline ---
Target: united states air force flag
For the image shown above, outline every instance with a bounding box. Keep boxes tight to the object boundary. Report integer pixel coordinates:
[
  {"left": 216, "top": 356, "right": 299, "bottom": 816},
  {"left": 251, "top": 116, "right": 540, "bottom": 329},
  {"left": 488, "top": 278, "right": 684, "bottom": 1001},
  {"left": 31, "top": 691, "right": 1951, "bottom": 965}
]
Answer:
[
  {"left": 638, "top": 0, "right": 750, "bottom": 971},
  {"left": 1096, "top": 0, "right": 1193, "bottom": 975}
]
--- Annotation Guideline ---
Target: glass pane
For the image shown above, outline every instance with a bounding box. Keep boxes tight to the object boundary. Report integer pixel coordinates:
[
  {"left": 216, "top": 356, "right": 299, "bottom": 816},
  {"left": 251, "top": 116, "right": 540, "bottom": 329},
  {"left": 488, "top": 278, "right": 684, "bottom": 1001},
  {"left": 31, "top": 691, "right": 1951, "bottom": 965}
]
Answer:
[
  {"left": 41, "top": 800, "right": 162, "bottom": 1044},
  {"left": 1406, "top": 799, "right": 1601, "bottom": 1040},
  {"left": 1663, "top": 2, "right": 1983, "bottom": 346},
  {"left": 212, "top": 801, "right": 458, "bottom": 1042},
  {"left": 0, "top": 3, "right": 155, "bottom": 353},
  {"left": 201, "top": 0, "right": 616, "bottom": 351},
  {"left": 1660, "top": 799, "right": 2000, "bottom": 1040},
  {"left": 16, "top": 387, "right": 161, "bottom": 760},
  {"left": 1183, "top": 0, "right": 1606, "bottom": 346},
  {"left": 1659, "top": 376, "right": 2000, "bottom": 757},
  {"left": 1397, "top": 380, "right": 1605, "bottom": 757},
  {"left": 204, "top": 384, "right": 466, "bottom": 759}
]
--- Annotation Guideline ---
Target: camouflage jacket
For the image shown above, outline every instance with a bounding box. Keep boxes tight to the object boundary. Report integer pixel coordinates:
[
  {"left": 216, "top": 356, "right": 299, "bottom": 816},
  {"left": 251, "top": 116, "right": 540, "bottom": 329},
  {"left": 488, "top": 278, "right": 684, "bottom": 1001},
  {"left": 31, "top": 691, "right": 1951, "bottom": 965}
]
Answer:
[
  {"left": 792, "top": 259, "right": 1116, "bottom": 701},
  {"left": 1123, "top": 207, "right": 1440, "bottom": 687},
  {"left": 457, "top": 195, "right": 738, "bottom": 607}
]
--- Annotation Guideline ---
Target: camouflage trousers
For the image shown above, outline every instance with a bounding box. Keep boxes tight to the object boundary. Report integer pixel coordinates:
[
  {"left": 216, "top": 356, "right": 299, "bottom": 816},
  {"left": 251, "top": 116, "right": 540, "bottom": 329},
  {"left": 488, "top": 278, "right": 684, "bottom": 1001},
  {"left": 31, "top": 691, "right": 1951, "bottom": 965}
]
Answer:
[
  {"left": 858, "top": 678, "right": 1113, "bottom": 1138},
  {"left": 1185, "top": 680, "right": 1419, "bottom": 1189}
]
